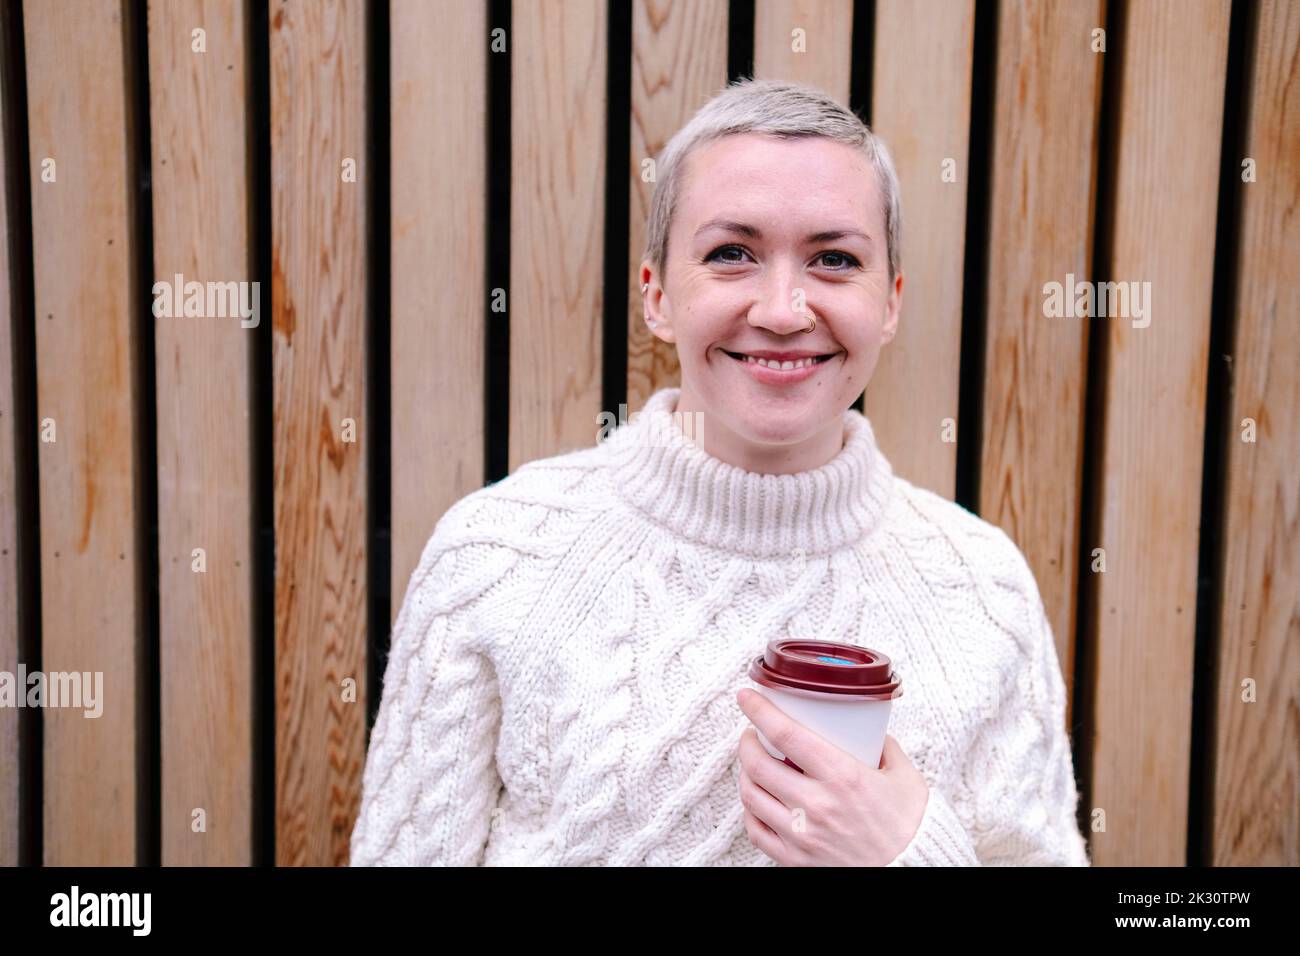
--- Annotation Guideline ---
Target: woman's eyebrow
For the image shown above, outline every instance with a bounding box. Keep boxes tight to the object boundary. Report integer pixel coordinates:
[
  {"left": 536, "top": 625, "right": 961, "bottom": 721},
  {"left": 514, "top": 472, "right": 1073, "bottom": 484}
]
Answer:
[
  {"left": 807, "top": 228, "right": 872, "bottom": 245},
  {"left": 695, "top": 218, "right": 762, "bottom": 239},
  {"left": 694, "top": 218, "right": 872, "bottom": 245}
]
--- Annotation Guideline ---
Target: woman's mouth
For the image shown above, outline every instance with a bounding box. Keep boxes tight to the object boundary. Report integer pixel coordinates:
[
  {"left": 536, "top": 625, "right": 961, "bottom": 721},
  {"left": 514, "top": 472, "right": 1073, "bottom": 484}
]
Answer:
[{"left": 720, "top": 348, "right": 842, "bottom": 386}]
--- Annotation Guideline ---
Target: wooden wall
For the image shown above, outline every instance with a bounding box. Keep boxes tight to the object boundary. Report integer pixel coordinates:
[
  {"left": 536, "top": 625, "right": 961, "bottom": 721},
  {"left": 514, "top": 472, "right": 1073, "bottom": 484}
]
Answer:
[{"left": 0, "top": 0, "right": 1294, "bottom": 867}]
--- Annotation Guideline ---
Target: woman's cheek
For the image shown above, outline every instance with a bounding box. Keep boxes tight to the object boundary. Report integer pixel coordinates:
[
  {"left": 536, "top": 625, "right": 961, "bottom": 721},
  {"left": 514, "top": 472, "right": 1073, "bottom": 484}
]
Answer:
[{"left": 843, "top": 345, "right": 879, "bottom": 393}]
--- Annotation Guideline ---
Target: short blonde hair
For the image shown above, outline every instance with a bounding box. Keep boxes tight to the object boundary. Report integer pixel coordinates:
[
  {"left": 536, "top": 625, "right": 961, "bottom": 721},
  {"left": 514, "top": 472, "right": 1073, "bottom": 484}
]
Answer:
[{"left": 644, "top": 77, "right": 902, "bottom": 284}]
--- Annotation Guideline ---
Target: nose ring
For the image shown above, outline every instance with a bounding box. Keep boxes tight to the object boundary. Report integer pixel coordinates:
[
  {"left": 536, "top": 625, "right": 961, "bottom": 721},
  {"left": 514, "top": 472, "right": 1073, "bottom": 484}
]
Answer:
[{"left": 802, "top": 312, "right": 816, "bottom": 333}]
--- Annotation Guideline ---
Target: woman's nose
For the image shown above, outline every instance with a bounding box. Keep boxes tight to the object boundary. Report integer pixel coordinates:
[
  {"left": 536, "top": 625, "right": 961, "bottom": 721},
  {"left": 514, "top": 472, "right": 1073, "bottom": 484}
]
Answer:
[{"left": 747, "top": 267, "right": 813, "bottom": 334}]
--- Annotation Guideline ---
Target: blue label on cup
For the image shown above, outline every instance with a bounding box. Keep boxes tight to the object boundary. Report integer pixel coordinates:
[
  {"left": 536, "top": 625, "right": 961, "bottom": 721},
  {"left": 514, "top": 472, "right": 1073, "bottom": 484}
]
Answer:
[{"left": 816, "top": 655, "right": 855, "bottom": 666}]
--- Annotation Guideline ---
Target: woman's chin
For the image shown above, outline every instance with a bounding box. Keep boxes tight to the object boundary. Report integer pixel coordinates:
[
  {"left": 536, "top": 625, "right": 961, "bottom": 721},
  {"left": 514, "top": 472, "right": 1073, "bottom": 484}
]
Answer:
[
  {"left": 720, "top": 362, "right": 848, "bottom": 411},
  {"left": 686, "top": 354, "right": 853, "bottom": 428},
  {"left": 720, "top": 392, "right": 834, "bottom": 443}
]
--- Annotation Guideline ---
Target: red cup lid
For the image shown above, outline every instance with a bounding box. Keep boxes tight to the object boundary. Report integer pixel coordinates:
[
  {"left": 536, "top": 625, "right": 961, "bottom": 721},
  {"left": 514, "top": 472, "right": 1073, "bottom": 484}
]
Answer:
[{"left": 748, "top": 639, "right": 902, "bottom": 700}]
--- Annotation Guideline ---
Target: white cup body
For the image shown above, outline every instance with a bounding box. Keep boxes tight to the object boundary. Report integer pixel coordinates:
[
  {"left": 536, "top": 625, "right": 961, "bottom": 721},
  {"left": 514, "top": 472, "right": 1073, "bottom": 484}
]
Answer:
[{"left": 751, "top": 683, "right": 893, "bottom": 771}]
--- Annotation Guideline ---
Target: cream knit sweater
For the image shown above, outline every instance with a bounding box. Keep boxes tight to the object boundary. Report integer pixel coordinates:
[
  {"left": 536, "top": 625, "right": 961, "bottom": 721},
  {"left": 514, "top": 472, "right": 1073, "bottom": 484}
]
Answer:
[{"left": 349, "top": 386, "right": 1092, "bottom": 867}]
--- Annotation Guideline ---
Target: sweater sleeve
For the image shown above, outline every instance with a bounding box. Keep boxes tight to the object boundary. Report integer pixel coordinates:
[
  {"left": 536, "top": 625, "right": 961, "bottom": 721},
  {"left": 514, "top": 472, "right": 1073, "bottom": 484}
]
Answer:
[
  {"left": 885, "top": 781, "right": 981, "bottom": 866},
  {"left": 349, "top": 511, "right": 504, "bottom": 866},
  {"left": 889, "top": 543, "right": 1091, "bottom": 867}
]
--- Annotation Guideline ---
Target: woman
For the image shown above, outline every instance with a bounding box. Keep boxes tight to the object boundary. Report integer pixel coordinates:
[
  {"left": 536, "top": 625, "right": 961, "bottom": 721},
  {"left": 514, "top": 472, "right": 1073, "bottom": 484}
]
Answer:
[{"left": 349, "top": 78, "right": 1091, "bottom": 867}]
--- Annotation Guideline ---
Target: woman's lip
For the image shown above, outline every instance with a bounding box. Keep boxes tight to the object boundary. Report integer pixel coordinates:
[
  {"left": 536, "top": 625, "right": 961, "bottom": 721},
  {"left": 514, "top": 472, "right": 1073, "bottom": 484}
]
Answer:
[{"left": 721, "top": 348, "right": 841, "bottom": 386}]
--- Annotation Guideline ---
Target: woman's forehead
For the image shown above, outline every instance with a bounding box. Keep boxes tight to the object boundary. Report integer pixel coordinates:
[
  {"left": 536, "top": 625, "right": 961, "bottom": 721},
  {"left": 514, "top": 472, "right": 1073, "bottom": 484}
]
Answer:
[{"left": 679, "top": 134, "right": 880, "bottom": 230}]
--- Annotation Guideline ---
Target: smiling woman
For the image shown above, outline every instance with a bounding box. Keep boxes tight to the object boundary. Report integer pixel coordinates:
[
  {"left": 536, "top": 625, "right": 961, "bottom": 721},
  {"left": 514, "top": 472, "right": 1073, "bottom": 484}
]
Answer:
[
  {"left": 350, "top": 78, "right": 1091, "bottom": 868},
  {"left": 640, "top": 108, "right": 903, "bottom": 470}
]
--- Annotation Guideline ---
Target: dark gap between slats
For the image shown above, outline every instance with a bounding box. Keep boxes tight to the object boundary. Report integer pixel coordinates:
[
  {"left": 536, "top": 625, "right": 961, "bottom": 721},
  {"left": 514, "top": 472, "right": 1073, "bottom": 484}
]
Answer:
[
  {"left": 954, "top": 0, "right": 996, "bottom": 514},
  {"left": 366, "top": 0, "right": 393, "bottom": 746},
  {"left": 485, "top": 0, "right": 512, "bottom": 484},
  {"left": 125, "top": 0, "right": 161, "bottom": 867},
  {"left": 0, "top": 0, "right": 42, "bottom": 869},
  {"left": 1074, "top": 0, "right": 1127, "bottom": 859},
  {"left": 728, "top": 0, "right": 755, "bottom": 82},
  {"left": 248, "top": 0, "right": 275, "bottom": 868},
  {"left": 850, "top": 0, "right": 873, "bottom": 415},
  {"left": 1188, "top": 0, "right": 1255, "bottom": 869},
  {"left": 603, "top": 0, "right": 632, "bottom": 419}
]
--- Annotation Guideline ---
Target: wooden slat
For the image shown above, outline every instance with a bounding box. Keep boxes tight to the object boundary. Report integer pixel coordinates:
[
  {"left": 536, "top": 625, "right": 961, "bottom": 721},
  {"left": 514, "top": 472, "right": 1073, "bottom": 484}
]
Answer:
[
  {"left": 752, "top": 0, "right": 853, "bottom": 105},
  {"left": 23, "top": 0, "right": 141, "bottom": 865},
  {"left": 390, "top": 0, "right": 487, "bottom": 616},
  {"left": 1211, "top": 0, "right": 1299, "bottom": 867},
  {"left": 1088, "top": 0, "right": 1230, "bottom": 866},
  {"left": 626, "top": 0, "right": 729, "bottom": 410},
  {"left": 147, "top": 0, "right": 254, "bottom": 865},
  {"left": 977, "top": 0, "right": 1104, "bottom": 716},
  {"left": 0, "top": 0, "right": 21, "bottom": 868},
  {"left": 270, "top": 0, "right": 368, "bottom": 866},
  {"left": 865, "top": 0, "right": 975, "bottom": 500},
  {"left": 510, "top": 0, "right": 606, "bottom": 467}
]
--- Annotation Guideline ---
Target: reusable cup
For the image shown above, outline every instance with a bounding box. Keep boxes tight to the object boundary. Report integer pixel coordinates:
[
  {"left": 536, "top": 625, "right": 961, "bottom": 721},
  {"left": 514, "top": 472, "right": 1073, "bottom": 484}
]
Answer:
[{"left": 747, "top": 639, "right": 902, "bottom": 772}]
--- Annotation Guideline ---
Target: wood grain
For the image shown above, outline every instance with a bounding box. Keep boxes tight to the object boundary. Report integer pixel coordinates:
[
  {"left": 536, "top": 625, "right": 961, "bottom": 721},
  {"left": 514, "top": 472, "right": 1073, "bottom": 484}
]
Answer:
[
  {"left": 23, "top": 0, "right": 142, "bottom": 865},
  {"left": 389, "top": 0, "right": 487, "bottom": 618},
  {"left": 1087, "top": 0, "right": 1230, "bottom": 866},
  {"left": 627, "top": 0, "right": 729, "bottom": 411},
  {"left": 978, "top": 0, "right": 1104, "bottom": 719},
  {"left": 1210, "top": 0, "right": 1299, "bottom": 866},
  {"left": 865, "top": 0, "right": 975, "bottom": 501},
  {"left": 510, "top": 0, "right": 607, "bottom": 467},
  {"left": 752, "top": 0, "right": 853, "bottom": 104},
  {"left": 147, "top": 0, "right": 255, "bottom": 866},
  {"left": 270, "top": 0, "right": 368, "bottom": 866},
  {"left": 0, "top": 0, "right": 20, "bottom": 868}
]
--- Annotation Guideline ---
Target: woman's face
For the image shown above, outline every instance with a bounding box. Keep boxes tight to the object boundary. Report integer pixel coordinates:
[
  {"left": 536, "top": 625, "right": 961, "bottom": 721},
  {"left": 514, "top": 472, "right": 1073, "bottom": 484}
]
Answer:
[{"left": 641, "top": 132, "right": 902, "bottom": 472}]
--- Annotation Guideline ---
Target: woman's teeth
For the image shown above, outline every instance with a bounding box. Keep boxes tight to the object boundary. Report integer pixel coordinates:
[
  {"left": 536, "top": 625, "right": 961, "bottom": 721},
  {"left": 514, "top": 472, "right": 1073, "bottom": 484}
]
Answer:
[{"left": 730, "top": 352, "right": 830, "bottom": 369}]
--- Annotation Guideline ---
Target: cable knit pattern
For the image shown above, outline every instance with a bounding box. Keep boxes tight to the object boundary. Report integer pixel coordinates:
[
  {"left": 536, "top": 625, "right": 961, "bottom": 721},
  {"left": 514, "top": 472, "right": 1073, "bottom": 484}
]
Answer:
[{"left": 349, "top": 387, "right": 1092, "bottom": 867}]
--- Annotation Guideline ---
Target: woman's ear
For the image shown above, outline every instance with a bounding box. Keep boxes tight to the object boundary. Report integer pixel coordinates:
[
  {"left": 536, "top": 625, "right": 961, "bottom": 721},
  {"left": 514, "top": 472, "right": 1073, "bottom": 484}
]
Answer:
[
  {"left": 640, "top": 261, "right": 675, "bottom": 344},
  {"left": 882, "top": 269, "right": 903, "bottom": 345}
]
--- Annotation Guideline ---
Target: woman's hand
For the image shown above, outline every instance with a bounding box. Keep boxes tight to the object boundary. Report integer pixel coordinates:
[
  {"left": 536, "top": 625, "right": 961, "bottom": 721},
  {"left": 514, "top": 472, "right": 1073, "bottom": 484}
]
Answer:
[{"left": 736, "top": 687, "right": 929, "bottom": 866}]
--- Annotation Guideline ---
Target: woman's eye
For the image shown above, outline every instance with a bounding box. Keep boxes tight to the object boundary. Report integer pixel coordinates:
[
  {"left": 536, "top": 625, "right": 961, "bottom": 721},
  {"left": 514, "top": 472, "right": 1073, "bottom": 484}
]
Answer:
[
  {"left": 705, "top": 244, "right": 750, "bottom": 264},
  {"left": 817, "top": 251, "right": 861, "bottom": 270},
  {"left": 703, "top": 246, "right": 860, "bottom": 269}
]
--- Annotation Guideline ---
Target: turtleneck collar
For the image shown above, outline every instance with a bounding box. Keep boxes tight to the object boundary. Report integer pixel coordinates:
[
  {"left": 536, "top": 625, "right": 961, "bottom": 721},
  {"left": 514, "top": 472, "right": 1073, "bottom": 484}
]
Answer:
[{"left": 602, "top": 387, "right": 896, "bottom": 558}]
